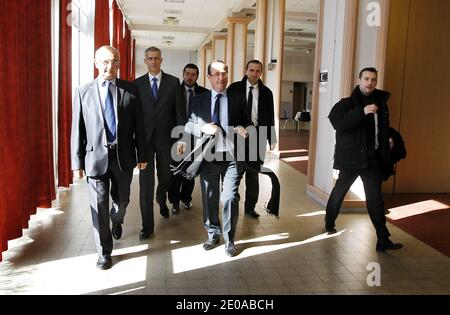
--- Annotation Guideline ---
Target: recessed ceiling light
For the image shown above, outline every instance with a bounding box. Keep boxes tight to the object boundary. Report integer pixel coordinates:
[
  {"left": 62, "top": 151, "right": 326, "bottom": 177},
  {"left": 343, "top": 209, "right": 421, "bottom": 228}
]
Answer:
[
  {"left": 164, "top": 0, "right": 185, "bottom": 3},
  {"left": 163, "top": 16, "right": 179, "bottom": 25},
  {"left": 164, "top": 9, "right": 182, "bottom": 15}
]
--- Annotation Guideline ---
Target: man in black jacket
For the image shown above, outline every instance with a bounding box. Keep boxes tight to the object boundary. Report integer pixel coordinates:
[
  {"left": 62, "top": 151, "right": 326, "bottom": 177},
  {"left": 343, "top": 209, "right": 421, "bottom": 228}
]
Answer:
[
  {"left": 168, "top": 63, "right": 208, "bottom": 214},
  {"left": 228, "top": 60, "right": 277, "bottom": 218},
  {"left": 325, "top": 67, "right": 403, "bottom": 252}
]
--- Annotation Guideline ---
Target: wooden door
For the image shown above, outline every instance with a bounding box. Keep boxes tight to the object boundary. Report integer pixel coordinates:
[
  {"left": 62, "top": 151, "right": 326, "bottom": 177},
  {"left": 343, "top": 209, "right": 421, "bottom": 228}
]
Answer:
[{"left": 385, "top": 0, "right": 450, "bottom": 193}]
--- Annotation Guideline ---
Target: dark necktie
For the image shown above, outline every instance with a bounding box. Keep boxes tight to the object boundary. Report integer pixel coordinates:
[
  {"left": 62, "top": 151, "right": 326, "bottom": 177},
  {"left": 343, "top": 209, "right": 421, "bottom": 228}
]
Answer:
[
  {"left": 103, "top": 81, "right": 116, "bottom": 143},
  {"left": 151, "top": 77, "right": 158, "bottom": 100},
  {"left": 187, "top": 88, "right": 193, "bottom": 116},
  {"left": 248, "top": 86, "right": 254, "bottom": 118},
  {"left": 212, "top": 93, "right": 222, "bottom": 125}
]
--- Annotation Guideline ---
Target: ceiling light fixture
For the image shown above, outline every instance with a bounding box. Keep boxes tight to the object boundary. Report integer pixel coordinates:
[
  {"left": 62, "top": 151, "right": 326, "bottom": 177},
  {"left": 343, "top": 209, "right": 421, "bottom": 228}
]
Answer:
[{"left": 163, "top": 16, "right": 179, "bottom": 25}]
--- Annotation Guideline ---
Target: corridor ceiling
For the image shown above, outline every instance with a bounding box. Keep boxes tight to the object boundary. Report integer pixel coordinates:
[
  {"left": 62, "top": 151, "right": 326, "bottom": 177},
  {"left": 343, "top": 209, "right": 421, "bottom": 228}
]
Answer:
[{"left": 118, "top": 0, "right": 318, "bottom": 52}]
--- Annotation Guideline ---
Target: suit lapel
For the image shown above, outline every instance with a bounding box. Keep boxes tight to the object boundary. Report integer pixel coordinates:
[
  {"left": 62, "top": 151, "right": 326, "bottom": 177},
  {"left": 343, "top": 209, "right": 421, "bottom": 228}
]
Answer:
[
  {"left": 227, "top": 91, "right": 233, "bottom": 125},
  {"left": 91, "top": 79, "right": 104, "bottom": 125},
  {"left": 116, "top": 79, "right": 125, "bottom": 125},
  {"left": 204, "top": 91, "right": 212, "bottom": 122},
  {"left": 158, "top": 72, "right": 169, "bottom": 102}
]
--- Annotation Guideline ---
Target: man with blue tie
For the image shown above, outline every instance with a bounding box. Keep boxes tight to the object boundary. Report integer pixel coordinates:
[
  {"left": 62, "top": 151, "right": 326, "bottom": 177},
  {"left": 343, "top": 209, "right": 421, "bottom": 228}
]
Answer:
[
  {"left": 185, "top": 60, "right": 252, "bottom": 257},
  {"left": 134, "top": 47, "right": 185, "bottom": 240},
  {"left": 71, "top": 46, "right": 148, "bottom": 269}
]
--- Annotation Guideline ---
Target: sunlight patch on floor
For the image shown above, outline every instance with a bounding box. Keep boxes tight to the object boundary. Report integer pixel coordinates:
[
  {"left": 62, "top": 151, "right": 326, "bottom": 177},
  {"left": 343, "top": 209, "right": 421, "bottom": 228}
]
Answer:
[
  {"left": 171, "top": 231, "right": 345, "bottom": 273},
  {"left": 387, "top": 200, "right": 449, "bottom": 220}
]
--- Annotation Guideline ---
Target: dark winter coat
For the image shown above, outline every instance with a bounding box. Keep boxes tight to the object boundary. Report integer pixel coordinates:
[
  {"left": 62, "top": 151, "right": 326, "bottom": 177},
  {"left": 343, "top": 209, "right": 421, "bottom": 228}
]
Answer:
[{"left": 329, "top": 86, "right": 391, "bottom": 173}]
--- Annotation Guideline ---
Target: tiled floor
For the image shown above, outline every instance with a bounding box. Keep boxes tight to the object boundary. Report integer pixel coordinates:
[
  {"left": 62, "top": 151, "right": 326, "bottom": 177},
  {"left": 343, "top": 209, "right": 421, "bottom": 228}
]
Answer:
[{"left": 1, "top": 157, "right": 449, "bottom": 295}]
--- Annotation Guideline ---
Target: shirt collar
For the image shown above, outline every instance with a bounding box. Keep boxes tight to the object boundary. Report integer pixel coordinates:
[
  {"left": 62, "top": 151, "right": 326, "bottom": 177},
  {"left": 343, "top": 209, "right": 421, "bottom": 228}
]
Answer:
[
  {"left": 148, "top": 71, "right": 162, "bottom": 82},
  {"left": 246, "top": 80, "right": 258, "bottom": 90},
  {"left": 211, "top": 89, "right": 227, "bottom": 100},
  {"left": 185, "top": 84, "right": 194, "bottom": 92},
  {"left": 98, "top": 77, "right": 116, "bottom": 88}
]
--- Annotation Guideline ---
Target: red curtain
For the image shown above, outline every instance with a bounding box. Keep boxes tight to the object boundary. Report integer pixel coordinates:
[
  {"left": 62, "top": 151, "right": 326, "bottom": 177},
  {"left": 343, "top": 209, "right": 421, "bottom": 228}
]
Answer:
[
  {"left": 112, "top": 1, "right": 133, "bottom": 80},
  {"left": 58, "top": 0, "right": 73, "bottom": 188},
  {"left": 0, "top": 0, "right": 55, "bottom": 261},
  {"left": 122, "top": 25, "right": 133, "bottom": 80},
  {"left": 131, "top": 38, "right": 136, "bottom": 80},
  {"left": 94, "top": 0, "right": 110, "bottom": 77},
  {"left": 112, "top": 0, "right": 123, "bottom": 52}
]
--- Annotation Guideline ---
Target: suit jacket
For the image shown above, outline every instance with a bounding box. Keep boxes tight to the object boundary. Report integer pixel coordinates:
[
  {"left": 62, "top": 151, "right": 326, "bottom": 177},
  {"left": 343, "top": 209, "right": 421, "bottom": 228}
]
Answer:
[
  {"left": 134, "top": 71, "right": 185, "bottom": 143},
  {"left": 228, "top": 76, "right": 277, "bottom": 146},
  {"left": 181, "top": 82, "right": 209, "bottom": 118},
  {"left": 71, "top": 78, "right": 147, "bottom": 177},
  {"left": 185, "top": 89, "right": 253, "bottom": 145}
]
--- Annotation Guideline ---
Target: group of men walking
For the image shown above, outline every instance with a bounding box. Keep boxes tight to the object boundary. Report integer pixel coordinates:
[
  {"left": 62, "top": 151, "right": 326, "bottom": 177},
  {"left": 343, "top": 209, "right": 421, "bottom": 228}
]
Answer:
[
  {"left": 71, "top": 46, "right": 276, "bottom": 269},
  {"left": 71, "top": 45, "right": 402, "bottom": 270}
]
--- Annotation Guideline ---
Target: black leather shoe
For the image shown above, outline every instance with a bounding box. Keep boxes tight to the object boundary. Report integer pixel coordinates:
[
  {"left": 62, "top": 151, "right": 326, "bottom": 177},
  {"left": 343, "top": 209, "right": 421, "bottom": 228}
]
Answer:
[
  {"left": 376, "top": 238, "right": 403, "bottom": 252},
  {"left": 96, "top": 255, "right": 112, "bottom": 270},
  {"left": 225, "top": 241, "right": 237, "bottom": 257},
  {"left": 203, "top": 236, "right": 220, "bottom": 251},
  {"left": 159, "top": 203, "right": 170, "bottom": 219},
  {"left": 181, "top": 201, "right": 192, "bottom": 210},
  {"left": 139, "top": 228, "right": 153, "bottom": 240},
  {"left": 325, "top": 225, "right": 337, "bottom": 234},
  {"left": 245, "top": 210, "right": 260, "bottom": 219},
  {"left": 112, "top": 223, "right": 122, "bottom": 240},
  {"left": 172, "top": 203, "right": 180, "bottom": 215}
]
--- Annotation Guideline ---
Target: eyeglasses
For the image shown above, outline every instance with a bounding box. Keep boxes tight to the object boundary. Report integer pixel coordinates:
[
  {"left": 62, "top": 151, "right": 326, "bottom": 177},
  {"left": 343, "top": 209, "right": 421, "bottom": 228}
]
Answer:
[
  {"left": 209, "top": 72, "right": 228, "bottom": 78},
  {"left": 100, "top": 60, "right": 120, "bottom": 66}
]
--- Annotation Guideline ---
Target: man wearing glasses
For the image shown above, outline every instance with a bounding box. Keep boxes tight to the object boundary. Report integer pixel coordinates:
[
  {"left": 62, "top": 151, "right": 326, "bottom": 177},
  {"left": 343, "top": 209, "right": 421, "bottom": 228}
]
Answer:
[
  {"left": 71, "top": 46, "right": 148, "bottom": 269},
  {"left": 185, "top": 60, "right": 252, "bottom": 257}
]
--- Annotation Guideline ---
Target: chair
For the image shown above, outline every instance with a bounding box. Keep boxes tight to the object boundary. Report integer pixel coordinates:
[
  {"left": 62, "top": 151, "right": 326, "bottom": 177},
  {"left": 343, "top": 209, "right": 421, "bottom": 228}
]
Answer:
[
  {"left": 282, "top": 109, "right": 294, "bottom": 130},
  {"left": 294, "top": 111, "right": 301, "bottom": 131}
]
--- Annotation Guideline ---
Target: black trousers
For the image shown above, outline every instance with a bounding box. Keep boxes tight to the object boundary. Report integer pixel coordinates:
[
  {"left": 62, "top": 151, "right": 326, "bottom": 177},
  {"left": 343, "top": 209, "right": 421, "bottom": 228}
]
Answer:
[
  {"left": 168, "top": 174, "right": 195, "bottom": 205},
  {"left": 139, "top": 139, "right": 171, "bottom": 231},
  {"left": 87, "top": 149, "right": 132, "bottom": 257},
  {"left": 325, "top": 163, "right": 390, "bottom": 240},
  {"left": 243, "top": 162, "right": 260, "bottom": 212}
]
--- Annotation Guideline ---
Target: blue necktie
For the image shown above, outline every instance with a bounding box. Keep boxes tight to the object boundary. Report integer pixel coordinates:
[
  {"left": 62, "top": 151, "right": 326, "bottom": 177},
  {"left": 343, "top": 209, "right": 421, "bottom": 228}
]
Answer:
[
  {"left": 212, "top": 94, "right": 222, "bottom": 125},
  {"left": 103, "top": 81, "right": 116, "bottom": 143},
  {"left": 151, "top": 77, "right": 158, "bottom": 100}
]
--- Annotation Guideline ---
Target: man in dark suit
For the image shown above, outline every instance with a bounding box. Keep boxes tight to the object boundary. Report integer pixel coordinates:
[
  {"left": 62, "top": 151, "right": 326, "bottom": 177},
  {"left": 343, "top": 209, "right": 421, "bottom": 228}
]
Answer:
[
  {"left": 71, "top": 46, "right": 147, "bottom": 270},
  {"left": 134, "top": 46, "right": 185, "bottom": 240},
  {"left": 228, "top": 60, "right": 277, "bottom": 218},
  {"left": 168, "top": 63, "right": 208, "bottom": 214},
  {"left": 185, "top": 60, "right": 252, "bottom": 257}
]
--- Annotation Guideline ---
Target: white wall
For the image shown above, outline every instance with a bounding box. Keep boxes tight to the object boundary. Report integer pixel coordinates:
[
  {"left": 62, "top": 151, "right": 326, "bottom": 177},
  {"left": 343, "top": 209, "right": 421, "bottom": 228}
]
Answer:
[
  {"left": 135, "top": 46, "right": 198, "bottom": 81},
  {"left": 312, "top": 0, "right": 347, "bottom": 195},
  {"left": 354, "top": 0, "right": 379, "bottom": 80},
  {"left": 280, "top": 81, "right": 294, "bottom": 117},
  {"left": 282, "top": 51, "right": 315, "bottom": 82}
]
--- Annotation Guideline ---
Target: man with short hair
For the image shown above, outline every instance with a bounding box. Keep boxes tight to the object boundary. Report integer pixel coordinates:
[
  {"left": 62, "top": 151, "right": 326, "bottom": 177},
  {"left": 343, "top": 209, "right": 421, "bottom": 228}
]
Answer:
[
  {"left": 168, "top": 63, "right": 208, "bottom": 214},
  {"left": 71, "top": 46, "right": 147, "bottom": 269},
  {"left": 185, "top": 60, "right": 252, "bottom": 257},
  {"left": 325, "top": 67, "right": 403, "bottom": 252},
  {"left": 228, "top": 60, "right": 277, "bottom": 219},
  {"left": 134, "top": 46, "right": 185, "bottom": 240}
]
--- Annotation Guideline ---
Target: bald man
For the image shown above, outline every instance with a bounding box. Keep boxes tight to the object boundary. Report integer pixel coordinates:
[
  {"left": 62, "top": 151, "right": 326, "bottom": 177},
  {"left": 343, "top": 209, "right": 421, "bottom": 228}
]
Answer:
[{"left": 71, "top": 46, "right": 148, "bottom": 269}]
